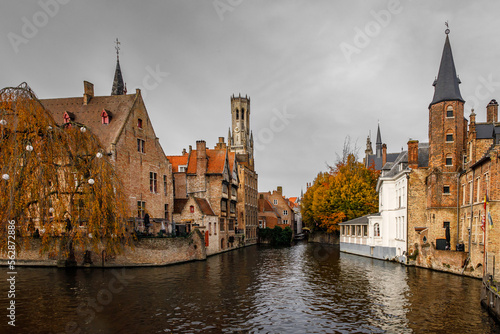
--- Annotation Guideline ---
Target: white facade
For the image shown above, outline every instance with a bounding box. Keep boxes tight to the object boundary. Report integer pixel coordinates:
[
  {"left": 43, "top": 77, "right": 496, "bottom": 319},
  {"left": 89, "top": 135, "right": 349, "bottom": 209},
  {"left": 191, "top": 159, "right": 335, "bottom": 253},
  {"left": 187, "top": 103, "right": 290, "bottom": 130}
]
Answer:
[
  {"left": 375, "top": 167, "right": 409, "bottom": 261},
  {"left": 340, "top": 152, "right": 410, "bottom": 263}
]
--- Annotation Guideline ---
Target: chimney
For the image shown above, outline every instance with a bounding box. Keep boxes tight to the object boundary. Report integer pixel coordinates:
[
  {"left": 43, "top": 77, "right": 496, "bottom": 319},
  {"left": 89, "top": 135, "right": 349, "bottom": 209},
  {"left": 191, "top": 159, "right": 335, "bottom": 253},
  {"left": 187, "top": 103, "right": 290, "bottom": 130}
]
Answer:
[
  {"left": 408, "top": 140, "right": 419, "bottom": 169},
  {"left": 487, "top": 99, "right": 498, "bottom": 123},
  {"left": 470, "top": 109, "right": 476, "bottom": 134},
  {"left": 196, "top": 140, "right": 207, "bottom": 175},
  {"left": 277, "top": 186, "right": 283, "bottom": 195},
  {"left": 215, "top": 137, "right": 226, "bottom": 149},
  {"left": 382, "top": 144, "right": 387, "bottom": 166},
  {"left": 83, "top": 81, "right": 94, "bottom": 105},
  {"left": 182, "top": 148, "right": 187, "bottom": 155}
]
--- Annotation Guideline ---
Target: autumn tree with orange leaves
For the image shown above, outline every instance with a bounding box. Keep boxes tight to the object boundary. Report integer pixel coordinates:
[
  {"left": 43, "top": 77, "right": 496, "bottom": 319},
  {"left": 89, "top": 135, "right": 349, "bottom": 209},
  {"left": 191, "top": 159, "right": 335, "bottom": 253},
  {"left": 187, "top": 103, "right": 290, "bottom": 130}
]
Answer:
[
  {"left": 302, "top": 139, "right": 379, "bottom": 233},
  {"left": 0, "top": 83, "right": 131, "bottom": 258}
]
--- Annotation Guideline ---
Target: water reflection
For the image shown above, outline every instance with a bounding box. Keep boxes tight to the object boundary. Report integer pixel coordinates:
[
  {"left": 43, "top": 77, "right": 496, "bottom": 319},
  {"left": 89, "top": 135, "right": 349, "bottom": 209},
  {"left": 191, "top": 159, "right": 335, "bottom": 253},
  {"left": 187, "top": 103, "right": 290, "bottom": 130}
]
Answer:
[{"left": 0, "top": 243, "right": 498, "bottom": 333}]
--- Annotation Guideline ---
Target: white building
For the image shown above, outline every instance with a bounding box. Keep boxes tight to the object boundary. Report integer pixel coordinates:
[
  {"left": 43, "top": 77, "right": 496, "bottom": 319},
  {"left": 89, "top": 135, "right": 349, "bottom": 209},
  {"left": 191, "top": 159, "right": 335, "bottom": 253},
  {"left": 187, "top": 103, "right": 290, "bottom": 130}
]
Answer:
[{"left": 340, "top": 151, "right": 410, "bottom": 263}]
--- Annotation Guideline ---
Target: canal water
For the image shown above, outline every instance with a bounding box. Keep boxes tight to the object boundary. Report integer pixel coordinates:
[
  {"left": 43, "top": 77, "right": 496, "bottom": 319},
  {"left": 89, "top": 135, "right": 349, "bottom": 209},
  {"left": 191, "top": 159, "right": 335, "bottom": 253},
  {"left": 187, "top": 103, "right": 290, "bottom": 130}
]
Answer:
[{"left": 1, "top": 242, "right": 499, "bottom": 333}]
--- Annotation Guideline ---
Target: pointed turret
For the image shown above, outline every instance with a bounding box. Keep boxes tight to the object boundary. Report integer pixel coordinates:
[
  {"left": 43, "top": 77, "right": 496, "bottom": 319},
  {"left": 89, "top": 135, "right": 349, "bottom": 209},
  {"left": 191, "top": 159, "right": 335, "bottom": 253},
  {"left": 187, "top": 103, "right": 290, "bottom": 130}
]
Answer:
[
  {"left": 375, "top": 123, "right": 382, "bottom": 158},
  {"left": 111, "top": 38, "right": 125, "bottom": 96},
  {"left": 430, "top": 33, "right": 464, "bottom": 106}
]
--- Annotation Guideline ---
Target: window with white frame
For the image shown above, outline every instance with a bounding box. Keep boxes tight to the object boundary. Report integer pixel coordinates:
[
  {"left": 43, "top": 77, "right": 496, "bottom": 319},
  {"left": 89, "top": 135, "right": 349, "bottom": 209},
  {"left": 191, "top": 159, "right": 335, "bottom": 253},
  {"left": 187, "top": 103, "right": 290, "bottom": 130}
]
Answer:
[
  {"left": 283, "top": 210, "right": 288, "bottom": 215},
  {"left": 374, "top": 223, "right": 380, "bottom": 237}
]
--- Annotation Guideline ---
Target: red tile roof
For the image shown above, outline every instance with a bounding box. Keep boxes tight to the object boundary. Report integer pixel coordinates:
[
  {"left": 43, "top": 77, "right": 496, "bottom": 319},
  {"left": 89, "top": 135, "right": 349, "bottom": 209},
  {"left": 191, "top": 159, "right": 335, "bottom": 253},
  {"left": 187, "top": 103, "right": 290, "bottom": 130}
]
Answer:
[
  {"left": 194, "top": 197, "right": 215, "bottom": 216},
  {"left": 40, "top": 94, "right": 137, "bottom": 149},
  {"left": 186, "top": 148, "right": 228, "bottom": 174},
  {"left": 167, "top": 154, "right": 188, "bottom": 173}
]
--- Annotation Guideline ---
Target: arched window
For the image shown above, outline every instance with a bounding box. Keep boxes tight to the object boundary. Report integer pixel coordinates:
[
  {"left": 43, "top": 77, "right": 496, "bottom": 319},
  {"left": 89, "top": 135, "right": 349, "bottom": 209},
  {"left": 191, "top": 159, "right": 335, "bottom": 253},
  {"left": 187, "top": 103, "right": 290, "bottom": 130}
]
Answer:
[
  {"left": 236, "top": 109, "right": 239, "bottom": 120},
  {"left": 446, "top": 131, "right": 454, "bottom": 142},
  {"left": 241, "top": 108, "right": 245, "bottom": 120},
  {"left": 446, "top": 105, "right": 454, "bottom": 118},
  {"left": 137, "top": 118, "right": 143, "bottom": 129},
  {"left": 374, "top": 223, "right": 380, "bottom": 237},
  {"left": 190, "top": 205, "right": 194, "bottom": 213}
]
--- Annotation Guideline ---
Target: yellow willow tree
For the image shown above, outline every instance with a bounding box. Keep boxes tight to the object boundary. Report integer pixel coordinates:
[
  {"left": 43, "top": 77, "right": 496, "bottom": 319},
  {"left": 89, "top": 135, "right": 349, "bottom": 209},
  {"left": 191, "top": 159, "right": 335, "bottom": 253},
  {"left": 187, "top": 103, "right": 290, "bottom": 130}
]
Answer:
[{"left": 0, "top": 83, "right": 131, "bottom": 257}]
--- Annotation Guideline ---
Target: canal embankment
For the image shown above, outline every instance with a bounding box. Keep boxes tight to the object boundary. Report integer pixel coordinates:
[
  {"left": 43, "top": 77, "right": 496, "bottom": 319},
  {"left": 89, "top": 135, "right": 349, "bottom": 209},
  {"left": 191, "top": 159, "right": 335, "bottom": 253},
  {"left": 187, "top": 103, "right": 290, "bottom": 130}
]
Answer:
[{"left": 0, "top": 229, "right": 247, "bottom": 268}]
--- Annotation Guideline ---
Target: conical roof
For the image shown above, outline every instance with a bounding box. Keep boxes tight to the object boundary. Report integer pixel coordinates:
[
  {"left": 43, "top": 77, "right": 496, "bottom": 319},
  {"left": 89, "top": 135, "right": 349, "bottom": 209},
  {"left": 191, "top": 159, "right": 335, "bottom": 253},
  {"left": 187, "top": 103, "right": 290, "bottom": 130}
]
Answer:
[
  {"left": 430, "top": 35, "right": 464, "bottom": 106},
  {"left": 111, "top": 59, "right": 125, "bottom": 96}
]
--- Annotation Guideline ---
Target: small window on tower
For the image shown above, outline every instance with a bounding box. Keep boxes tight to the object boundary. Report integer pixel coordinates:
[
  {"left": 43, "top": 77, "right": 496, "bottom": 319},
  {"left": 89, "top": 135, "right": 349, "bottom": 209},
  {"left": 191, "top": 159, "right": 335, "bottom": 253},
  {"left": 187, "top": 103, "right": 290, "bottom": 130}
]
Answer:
[
  {"left": 445, "top": 155, "right": 453, "bottom": 166},
  {"left": 241, "top": 108, "right": 245, "bottom": 120},
  {"left": 236, "top": 109, "right": 239, "bottom": 120},
  {"left": 138, "top": 118, "right": 143, "bottom": 129},
  {"left": 446, "top": 133, "right": 453, "bottom": 142},
  {"left": 446, "top": 106, "right": 454, "bottom": 118},
  {"left": 443, "top": 185, "right": 450, "bottom": 194}
]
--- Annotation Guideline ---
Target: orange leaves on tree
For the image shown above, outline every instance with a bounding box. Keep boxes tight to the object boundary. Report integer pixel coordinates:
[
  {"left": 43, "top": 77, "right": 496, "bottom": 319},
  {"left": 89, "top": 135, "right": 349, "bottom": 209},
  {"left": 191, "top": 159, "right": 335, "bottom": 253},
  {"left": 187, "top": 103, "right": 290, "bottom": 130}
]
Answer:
[
  {"left": 0, "top": 83, "right": 131, "bottom": 256},
  {"left": 302, "top": 152, "right": 379, "bottom": 233}
]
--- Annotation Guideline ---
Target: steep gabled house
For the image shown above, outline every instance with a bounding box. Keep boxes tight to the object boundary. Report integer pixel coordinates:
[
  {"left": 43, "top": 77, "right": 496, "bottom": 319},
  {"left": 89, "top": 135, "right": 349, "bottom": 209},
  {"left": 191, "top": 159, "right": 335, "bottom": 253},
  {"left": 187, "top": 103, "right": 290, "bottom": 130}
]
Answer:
[
  {"left": 41, "top": 78, "right": 174, "bottom": 234},
  {"left": 169, "top": 139, "right": 241, "bottom": 252}
]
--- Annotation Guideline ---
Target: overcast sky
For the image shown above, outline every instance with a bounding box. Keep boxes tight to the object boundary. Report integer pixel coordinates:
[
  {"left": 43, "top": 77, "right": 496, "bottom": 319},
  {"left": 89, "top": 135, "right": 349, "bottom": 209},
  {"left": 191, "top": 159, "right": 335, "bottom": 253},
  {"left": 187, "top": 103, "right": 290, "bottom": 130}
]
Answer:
[{"left": 2, "top": 0, "right": 500, "bottom": 198}]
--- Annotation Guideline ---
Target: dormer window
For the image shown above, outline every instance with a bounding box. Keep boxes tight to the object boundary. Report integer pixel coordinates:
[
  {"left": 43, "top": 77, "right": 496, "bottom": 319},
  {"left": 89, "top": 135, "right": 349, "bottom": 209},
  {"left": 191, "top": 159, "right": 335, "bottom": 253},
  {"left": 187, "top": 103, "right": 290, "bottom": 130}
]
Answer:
[
  {"left": 63, "top": 112, "right": 71, "bottom": 124},
  {"left": 138, "top": 118, "right": 143, "bottom": 129},
  {"left": 190, "top": 205, "right": 194, "bottom": 213},
  {"left": 101, "top": 110, "right": 110, "bottom": 125}
]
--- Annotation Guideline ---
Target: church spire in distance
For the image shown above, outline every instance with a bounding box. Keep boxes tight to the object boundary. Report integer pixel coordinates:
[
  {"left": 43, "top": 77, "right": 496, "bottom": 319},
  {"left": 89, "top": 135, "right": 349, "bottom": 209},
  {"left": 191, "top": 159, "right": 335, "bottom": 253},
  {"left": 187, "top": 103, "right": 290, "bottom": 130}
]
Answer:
[
  {"left": 430, "top": 23, "right": 464, "bottom": 106},
  {"left": 111, "top": 38, "right": 125, "bottom": 96}
]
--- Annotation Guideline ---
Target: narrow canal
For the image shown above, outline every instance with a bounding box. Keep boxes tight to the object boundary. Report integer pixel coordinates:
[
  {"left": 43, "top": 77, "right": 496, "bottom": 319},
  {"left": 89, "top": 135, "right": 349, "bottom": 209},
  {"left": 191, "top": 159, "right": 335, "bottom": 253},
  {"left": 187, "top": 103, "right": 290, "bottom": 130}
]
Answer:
[{"left": 1, "top": 242, "right": 498, "bottom": 333}]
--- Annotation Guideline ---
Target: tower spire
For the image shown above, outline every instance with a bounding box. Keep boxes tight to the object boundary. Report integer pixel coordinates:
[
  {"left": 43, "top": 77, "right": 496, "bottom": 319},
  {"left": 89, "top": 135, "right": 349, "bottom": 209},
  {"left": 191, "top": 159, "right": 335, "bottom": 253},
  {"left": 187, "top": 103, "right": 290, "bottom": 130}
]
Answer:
[
  {"left": 375, "top": 123, "right": 382, "bottom": 158},
  {"left": 111, "top": 38, "right": 125, "bottom": 96},
  {"left": 430, "top": 25, "right": 464, "bottom": 106}
]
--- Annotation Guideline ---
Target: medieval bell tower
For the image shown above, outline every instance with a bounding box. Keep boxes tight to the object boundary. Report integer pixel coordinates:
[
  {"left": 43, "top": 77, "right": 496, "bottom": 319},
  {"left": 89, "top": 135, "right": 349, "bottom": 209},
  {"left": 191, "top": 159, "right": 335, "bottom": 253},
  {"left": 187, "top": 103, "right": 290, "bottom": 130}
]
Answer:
[{"left": 229, "top": 94, "right": 254, "bottom": 166}]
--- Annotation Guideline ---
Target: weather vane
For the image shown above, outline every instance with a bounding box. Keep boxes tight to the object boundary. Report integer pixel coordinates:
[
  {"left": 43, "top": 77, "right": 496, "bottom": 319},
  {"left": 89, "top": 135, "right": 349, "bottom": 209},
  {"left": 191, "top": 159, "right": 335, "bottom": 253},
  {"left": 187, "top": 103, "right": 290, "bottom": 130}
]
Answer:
[
  {"left": 445, "top": 21, "right": 450, "bottom": 35},
  {"left": 115, "top": 38, "right": 121, "bottom": 60}
]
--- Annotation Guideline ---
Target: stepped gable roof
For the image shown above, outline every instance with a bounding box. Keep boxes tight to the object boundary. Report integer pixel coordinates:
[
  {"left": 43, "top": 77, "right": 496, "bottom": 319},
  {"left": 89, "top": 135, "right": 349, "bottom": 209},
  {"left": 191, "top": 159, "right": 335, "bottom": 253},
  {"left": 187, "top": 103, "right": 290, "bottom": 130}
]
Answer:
[
  {"left": 173, "top": 199, "right": 188, "bottom": 214},
  {"left": 167, "top": 155, "right": 189, "bottom": 173},
  {"left": 194, "top": 197, "right": 215, "bottom": 216},
  {"left": 41, "top": 94, "right": 136, "bottom": 148},
  {"left": 430, "top": 34, "right": 465, "bottom": 106},
  {"left": 185, "top": 148, "right": 228, "bottom": 174}
]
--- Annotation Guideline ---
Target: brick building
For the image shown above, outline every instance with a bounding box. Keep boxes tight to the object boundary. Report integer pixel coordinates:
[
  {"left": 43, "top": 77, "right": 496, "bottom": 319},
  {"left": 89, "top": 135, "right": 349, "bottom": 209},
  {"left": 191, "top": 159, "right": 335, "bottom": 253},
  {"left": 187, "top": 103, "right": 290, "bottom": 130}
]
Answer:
[
  {"left": 167, "top": 139, "right": 241, "bottom": 252},
  {"left": 258, "top": 197, "right": 282, "bottom": 229},
  {"left": 40, "top": 58, "right": 174, "bottom": 234},
  {"left": 228, "top": 95, "right": 259, "bottom": 244},
  {"left": 403, "top": 30, "right": 500, "bottom": 277},
  {"left": 259, "top": 187, "right": 295, "bottom": 233}
]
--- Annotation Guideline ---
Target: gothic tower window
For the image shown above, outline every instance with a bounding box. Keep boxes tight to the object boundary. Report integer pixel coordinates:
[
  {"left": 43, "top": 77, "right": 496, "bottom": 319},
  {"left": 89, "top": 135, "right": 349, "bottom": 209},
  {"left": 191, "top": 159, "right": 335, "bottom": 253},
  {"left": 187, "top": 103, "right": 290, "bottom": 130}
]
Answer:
[
  {"left": 446, "top": 132, "right": 454, "bottom": 142},
  {"left": 236, "top": 109, "right": 239, "bottom": 120},
  {"left": 241, "top": 108, "right": 244, "bottom": 120}
]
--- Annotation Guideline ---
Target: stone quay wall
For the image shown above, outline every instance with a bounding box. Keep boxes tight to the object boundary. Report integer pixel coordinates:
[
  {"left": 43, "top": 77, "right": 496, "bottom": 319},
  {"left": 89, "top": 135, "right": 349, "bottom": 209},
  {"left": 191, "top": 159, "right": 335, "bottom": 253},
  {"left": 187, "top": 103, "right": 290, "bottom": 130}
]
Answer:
[
  {"left": 308, "top": 231, "right": 339, "bottom": 245},
  {"left": 0, "top": 229, "right": 207, "bottom": 268}
]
